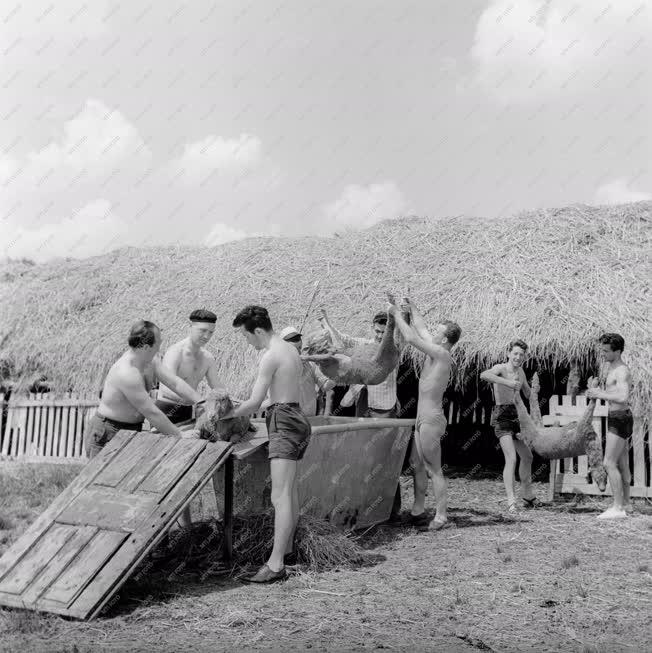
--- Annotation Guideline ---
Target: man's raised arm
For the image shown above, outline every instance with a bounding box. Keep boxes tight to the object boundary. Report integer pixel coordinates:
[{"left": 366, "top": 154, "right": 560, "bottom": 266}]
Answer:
[
  {"left": 404, "top": 296, "right": 431, "bottom": 341},
  {"left": 586, "top": 366, "right": 631, "bottom": 404},
  {"left": 318, "top": 308, "right": 356, "bottom": 348},
  {"left": 387, "top": 296, "right": 447, "bottom": 361}
]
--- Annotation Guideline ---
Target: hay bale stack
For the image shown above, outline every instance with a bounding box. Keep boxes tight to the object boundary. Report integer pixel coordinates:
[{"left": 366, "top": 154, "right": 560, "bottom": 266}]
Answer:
[{"left": 1, "top": 201, "right": 650, "bottom": 424}]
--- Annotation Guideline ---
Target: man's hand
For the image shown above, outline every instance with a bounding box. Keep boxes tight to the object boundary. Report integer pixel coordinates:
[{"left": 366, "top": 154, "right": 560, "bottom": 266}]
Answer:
[
  {"left": 585, "top": 388, "right": 600, "bottom": 399},
  {"left": 194, "top": 402, "right": 206, "bottom": 419},
  {"left": 510, "top": 379, "right": 522, "bottom": 391},
  {"left": 386, "top": 292, "right": 398, "bottom": 316},
  {"left": 318, "top": 307, "right": 328, "bottom": 322}
]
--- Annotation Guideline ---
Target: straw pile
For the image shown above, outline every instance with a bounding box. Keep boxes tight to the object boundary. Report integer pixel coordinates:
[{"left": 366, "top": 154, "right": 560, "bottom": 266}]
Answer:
[
  {"left": 1, "top": 201, "right": 650, "bottom": 419},
  {"left": 147, "top": 514, "right": 367, "bottom": 576}
]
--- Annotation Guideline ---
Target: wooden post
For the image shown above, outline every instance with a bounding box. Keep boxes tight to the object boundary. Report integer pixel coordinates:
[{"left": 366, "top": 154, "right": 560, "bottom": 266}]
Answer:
[
  {"left": 223, "top": 456, "right": 234, "bottom": 563},
  {"left": 0, "top": 394, "right": 4, "bottom": 456},
  {"left": 548, "top": 459, "right": 557, "bottom": 501}
]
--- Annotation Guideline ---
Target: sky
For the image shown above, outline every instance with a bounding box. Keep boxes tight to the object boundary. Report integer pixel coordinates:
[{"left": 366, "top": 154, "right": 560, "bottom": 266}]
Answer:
[{"left": 1, "top": 0, "right": 650, "bottom": 262}]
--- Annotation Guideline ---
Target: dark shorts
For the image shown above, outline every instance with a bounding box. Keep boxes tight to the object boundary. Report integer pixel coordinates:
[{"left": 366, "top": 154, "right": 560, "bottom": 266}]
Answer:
[
  {"left": 491, "top": 404, "right": 520, "bottom": 439},
  {"left": 84, "top": 413, "right": 143, "bottom": 459},
  {"left": 608, "top": 408, "right": 634, "bottom": 439},
  {"left": 265, "top": 402, "right": 312, "bottom": 461},
  {"left": 364, "top": 405, "right": 398, "bottom": 419},
  {"left": 154, "top": 399, "right": 193, "bottom": 424}
]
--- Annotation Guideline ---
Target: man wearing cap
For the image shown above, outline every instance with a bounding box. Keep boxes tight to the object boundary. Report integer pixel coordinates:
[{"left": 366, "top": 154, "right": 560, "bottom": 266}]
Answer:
[
  {"left": 268, "top": 326, "right": 335, "bottom": 417},
  {"left": 155, "top": 308, "right": 223, "bottom": 531},
  {"left": 155, "top": 309, "right": 223, "bottom": 423}
]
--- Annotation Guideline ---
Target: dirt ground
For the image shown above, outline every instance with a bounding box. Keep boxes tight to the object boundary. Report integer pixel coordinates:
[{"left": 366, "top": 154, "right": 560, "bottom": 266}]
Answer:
[{"left": 0, "top": 463, "right": 650, "bottom": 653}]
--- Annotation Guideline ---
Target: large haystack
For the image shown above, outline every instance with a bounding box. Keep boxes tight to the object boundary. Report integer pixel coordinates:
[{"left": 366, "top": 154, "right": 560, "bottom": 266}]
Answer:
[{"left": 1, "top": 202, "right": 650, "bottom": 419}]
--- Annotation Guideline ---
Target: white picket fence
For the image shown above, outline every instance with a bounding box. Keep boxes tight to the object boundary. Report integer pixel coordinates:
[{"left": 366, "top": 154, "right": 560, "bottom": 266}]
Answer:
[{"left": 1, "top": 393, "right": 98, "bottom": 463}]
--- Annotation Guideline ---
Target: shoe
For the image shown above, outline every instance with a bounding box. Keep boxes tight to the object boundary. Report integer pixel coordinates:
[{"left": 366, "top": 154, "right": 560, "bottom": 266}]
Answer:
[
  {"left": 507, "top": 503, "right": 519, "bottom": 515},
  {"left": 523, "top": 497, "right": 546, "bottom": 509},
  {"left": 241, "top": 564, "right": 287, "bottom": 583},
  {"left": 597, "top": 507, "right": 627, "bottom": 520}
]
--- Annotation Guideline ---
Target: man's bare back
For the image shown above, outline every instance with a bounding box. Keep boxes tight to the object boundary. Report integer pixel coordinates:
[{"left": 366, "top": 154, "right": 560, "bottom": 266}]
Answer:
[{"left": 265, "top": 337, "right": 303, "bottom": 405}]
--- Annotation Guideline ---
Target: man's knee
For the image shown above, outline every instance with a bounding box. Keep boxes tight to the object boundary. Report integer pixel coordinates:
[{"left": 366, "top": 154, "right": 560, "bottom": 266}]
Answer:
[{"left": 271, "top": 484, "right": 293, "bottom": 507}]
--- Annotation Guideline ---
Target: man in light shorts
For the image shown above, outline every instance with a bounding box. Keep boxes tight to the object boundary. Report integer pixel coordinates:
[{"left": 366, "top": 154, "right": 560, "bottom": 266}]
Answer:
[{"left": 387, "top": 294, "right": 461, "bottom": 530}]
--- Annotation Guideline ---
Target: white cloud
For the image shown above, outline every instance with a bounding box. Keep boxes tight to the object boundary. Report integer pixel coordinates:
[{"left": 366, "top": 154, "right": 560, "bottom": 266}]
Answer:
[
  {"left": 2, "top": 200, "right": 132, "bottom": 262},
  {"left": 322, "top": 182, "right": 408, "bottom": 231},
  {"left": 3, "top": 99, "right": 151, "bottom": 193},
  {"left": 204, "top": 221, "right": 265, "bottom": 246},
  {"left": 594, "top": 179, "right": 651, "bottom": 205},
  {"left": 469, "top": 0, "right": 650, "bottom": 103},
  {"left": 169, "top": 134, "right": 264, "bottom": 185}
]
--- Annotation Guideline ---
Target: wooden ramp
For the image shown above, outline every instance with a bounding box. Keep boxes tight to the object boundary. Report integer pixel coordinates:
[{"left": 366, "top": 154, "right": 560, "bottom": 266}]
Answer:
[{"left": 0, "top": 430, "right": 231, "bottom": 620}]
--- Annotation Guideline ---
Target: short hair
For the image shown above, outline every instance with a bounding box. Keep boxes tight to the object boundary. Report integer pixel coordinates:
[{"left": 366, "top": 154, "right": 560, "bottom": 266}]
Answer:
[
  {"left": 441, "top": 320, "right": 462, "bottom": 345},
  {"left": 128, "top": 320, "right": 159, "bottom": 348},
  {"left": 232, "top": 305, "right": 273, "bottom": 333},
  {"left": 599, "top": 332, "right": 625, "bottom": 352},
  {"left": 189, "top": 308, "right": 217, "bottom": 324},
  {"left": 372, "top": 311, "right": 388, "bottom": 326},
  {"left": 509, "top": 339, "right": 528, "bottom": 352}
]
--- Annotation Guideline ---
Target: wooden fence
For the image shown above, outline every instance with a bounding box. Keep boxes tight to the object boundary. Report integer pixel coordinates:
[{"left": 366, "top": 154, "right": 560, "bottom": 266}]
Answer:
[
  {"left": 2, "top": 393, "right": 649, "bottom": 500},
  {"left": 0, "top": 393, "right": 98, "bottom": 464}
]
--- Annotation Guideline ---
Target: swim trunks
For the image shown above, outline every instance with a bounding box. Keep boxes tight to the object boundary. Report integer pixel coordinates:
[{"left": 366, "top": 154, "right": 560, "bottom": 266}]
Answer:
[
  {"left": 608, "top": 408, "right": 633, "bottom": 439},
  {"left": 265, "top": 402, "right": 312, "bottom": 461},
  {"left": 154, "top": 398, "right": 193, "bottom": 424},
  {"left": 415, "top": 410, "right": 447, "bottom": 435},
  {"left": 84, "top": 412, "right": 143, "bottom": 459},
  {"left": 491, "top": 404, "right": 520, "bottom": 439}
]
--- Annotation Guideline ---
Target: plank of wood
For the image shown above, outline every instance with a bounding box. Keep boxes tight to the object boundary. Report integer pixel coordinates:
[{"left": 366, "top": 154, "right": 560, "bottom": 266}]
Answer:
[
  {"left": 0, "top": 431, "right": 136, "bottom": 580},
  {"left": 63, "top": 406, "right": 73, "bottom": 459},
  {"left": 57, "top": 489, "right": 158, "bottom": 532},
  {"left": 1, "top": 399, "right": 11, "bottom": 457},
  {"left": 51, "top": 406, "right": 62, "bottom": 458},
  {"left": 41, "top": 530, "right": 128, "bottom": 607},
  {"left": 119, "top": 438, "right": 177, "bottom": 494},
  {"left": 35, "top": 403, "right": 45, "bottom": 457},
  {"left": 631, "top": 416, "right": 646, "bottom": 488},
  {"left": 0, "top": 524, "right": 77, "bottom": 594},
  {"left": 137, "top": 438, "right": 205, "bottom": 495},
  {"left": 577, "top": 454, "right": 588, "bottom": 476},
  {"left": 547, "top": 459, "right": 557, "bottom": 501},
  {"left": 558, "top": 475, "right": 650, "bottom": 498},
  {"left": 93, "top": 432, "right": 165, "bottom": 489},
  {"left": 18, "top": 404, "right": 30, "bottom": 457},
  {"left": 0, "top": 395, "right": 4, "bottom": 456},
  {"left": 21, "top": 526, "right": 98, "bottom": 605},
  {"left": 7, "top": 400, "right": 100, "bottom": 408},
  {"left": 73, "top": 441, "right": 231, "bottom": 620}
]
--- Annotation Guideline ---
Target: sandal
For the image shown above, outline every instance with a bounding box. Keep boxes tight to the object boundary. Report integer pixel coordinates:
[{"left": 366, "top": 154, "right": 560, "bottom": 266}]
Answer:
[
  {"left": 241, "top": 564, "right": 287, "bottom": 584},
  {"left": 507, "top": 502, "right": 519, "bottom": 515},
  {"left": 523, "top": 497, "right": 545, "bottom": 509}
]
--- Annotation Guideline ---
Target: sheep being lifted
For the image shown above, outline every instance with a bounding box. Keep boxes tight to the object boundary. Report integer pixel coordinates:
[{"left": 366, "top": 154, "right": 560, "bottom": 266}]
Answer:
[{"left": 301, "top": 305, "right": 402, "bottom": 386}]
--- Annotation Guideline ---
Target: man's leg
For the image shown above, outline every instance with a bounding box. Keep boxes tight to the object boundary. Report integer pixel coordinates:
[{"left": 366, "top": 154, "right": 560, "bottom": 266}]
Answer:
[
  {"left": 285, "top": 481, "right": 299, "bottom": 556},
  {"left": 410, "top": 443, "right": 429, "bottom": 516},
  {"left": 267, "top": 458, "right": 297, "bottom": 571},
  {"left": 415, "top": 421, "right": 447, "bottom": 525},
  {"left": 498, "top": 435, "right": 518, "bottom": 510},
  {"left": 618, "top": 442, "right": 632, "bottom": 509},
  {"left": 513, "top": 438, "right": 535, "bottom": 502},
  {"left": 599, "top": 432, "right": 628, "bottom": 518}
]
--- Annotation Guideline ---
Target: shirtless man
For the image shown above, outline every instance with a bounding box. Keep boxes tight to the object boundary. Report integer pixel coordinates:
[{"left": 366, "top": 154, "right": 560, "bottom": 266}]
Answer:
[
  {"left": 387, "top": 294, "right": 461, "bottom": 530},
  {"left": 84, "top": 320, "right": 203, "bottom": 459},
  {"left": 224, "top": 305, "right": 311, "bottom": 583},
  {"left": 480, "top": 340, "right": 543, "bottom": 514},
  {"left": 156, "top": 309, "right": 223, "bottom": 423},
  {"left": 585, "top": 333, "right": 633, "bottom": 519}
]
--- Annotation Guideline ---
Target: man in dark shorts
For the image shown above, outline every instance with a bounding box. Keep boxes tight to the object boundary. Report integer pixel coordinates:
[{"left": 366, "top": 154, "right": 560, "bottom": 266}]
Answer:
[
  {"left": 224, "top": 305, "right": 310, "bottom": 583},
  {"left": 155, "top": 308, "right": 223, "bottom": 424},
  {"left": 481, "top": 339, "right": 543, "bottom": 514},
  {"left": 586, "top": 332, "right": 633, "bottom": 519}
]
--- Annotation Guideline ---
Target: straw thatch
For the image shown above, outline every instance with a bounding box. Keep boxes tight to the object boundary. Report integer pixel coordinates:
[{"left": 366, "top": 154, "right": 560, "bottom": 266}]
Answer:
[{"left": 1, "top": 201, "right": 650, "bottom": 419}]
